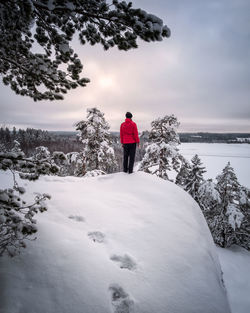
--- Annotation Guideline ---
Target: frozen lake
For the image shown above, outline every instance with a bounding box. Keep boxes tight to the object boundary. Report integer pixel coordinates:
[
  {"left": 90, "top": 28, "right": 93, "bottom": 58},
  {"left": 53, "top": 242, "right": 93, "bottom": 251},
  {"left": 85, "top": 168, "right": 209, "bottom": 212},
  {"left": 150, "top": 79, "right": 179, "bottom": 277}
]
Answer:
[{"left": 179, "top": 143, "right": 250, "bottom": 188}]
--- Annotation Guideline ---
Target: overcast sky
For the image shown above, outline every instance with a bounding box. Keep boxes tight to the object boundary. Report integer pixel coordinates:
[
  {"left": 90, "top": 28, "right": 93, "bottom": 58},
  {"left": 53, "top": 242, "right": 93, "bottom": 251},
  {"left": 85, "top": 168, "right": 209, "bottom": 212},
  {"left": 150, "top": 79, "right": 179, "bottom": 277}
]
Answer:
[{"left": 0, "top": 0, "right": 250, "bottom": 132}]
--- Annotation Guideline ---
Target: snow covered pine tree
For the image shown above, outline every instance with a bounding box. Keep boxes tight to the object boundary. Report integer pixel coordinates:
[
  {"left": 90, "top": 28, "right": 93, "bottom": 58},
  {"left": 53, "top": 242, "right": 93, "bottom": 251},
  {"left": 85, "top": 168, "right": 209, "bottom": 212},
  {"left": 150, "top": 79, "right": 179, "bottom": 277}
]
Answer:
[
  {"left": 0, "top": 148, "right": 58, "bottom": 257},
  {"left": 65, "top": 152, "right": 85, "bottom": 177},
  {"left": 183, "top": 154, "right": 206, "bottom": 202},
  {"left": 197, "top": 179, "right": 221, "bottom": 216},
  {"left": 212, "top": 162, "right": 249, "bottom": 249},
  {"left": 76, "top": 108, "right": 117, "bottom": 176},
  {"left": 175, "top": 156, "right": 191, "bottom": 187},
  {"left": 197, "top": 178, "right": 222, "bottom": 243},
  {"left": 238, "top": 186, "right": 250, "bottom": 250},
  {"left": 0, "top": 0, "right": 170, "bottom": 101},
  {"left": 139, "top": 114, "right": 181, "bottom": 180},
  {"left": 183, "top": 161, "right": 250, "bottom": 251}
]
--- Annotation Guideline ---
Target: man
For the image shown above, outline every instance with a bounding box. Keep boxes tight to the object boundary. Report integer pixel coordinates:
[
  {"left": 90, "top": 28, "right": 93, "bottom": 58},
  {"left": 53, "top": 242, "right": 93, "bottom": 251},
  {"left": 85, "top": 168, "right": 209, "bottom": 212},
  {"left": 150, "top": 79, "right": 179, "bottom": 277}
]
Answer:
[{"left": 120, "top": 112, "right": 140, "bottom": 174}]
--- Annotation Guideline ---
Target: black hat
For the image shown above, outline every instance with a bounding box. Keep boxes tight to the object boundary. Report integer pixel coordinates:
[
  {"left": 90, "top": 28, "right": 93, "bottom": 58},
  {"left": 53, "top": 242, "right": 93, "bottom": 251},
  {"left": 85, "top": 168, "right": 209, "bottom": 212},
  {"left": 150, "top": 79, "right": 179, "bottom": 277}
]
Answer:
[{"left": 126, "top": 112, "right": 133, "bottom": 119}]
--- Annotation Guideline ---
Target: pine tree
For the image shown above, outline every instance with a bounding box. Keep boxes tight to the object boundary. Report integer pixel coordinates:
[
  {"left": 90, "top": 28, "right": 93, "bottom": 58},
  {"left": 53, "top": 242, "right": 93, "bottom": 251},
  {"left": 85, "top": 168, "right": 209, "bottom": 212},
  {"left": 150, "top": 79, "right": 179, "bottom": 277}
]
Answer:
[
  {"left": 197, "top": 179, "right": 222, "bottom": 236},
  {"left": 184, "top": 154, "right": 206, "bottom": 201},
  {"left": 3, "top": 128, "right": 11, "bottom": 150},
  {"left": 76, "top": 108, "right": 117, "bottom": 176},
  {"left": 139, "top": 114, "right": 181, "bottom": 180},
  {"left": 175, "top": 157, "right": 191, "bottom": 187},
  {"left": 11, "top": 140, "right": 22, "bottom": 153},
  {"left": 0, "top": 0, "right": 170, "bottom": 100},
  {"left": 197, "top": 179, "right": 221, "bottom": 213},
  {"left": 52, "top": 151, "right": 68, "bottom": 176},
  {"left": 0, "top": 143, "right": 6, "bottom": 153},
  {"left": 0, "top": 150, "right": 57, "bottom": 256},
  {"left": 216, "top": 162, "right": 240, "bottom": 204},
  {"left": 12, "top": 127, "right": 17, "bottom": 140},
  {"left": 214, "top": 162, "right": 245, "bottom": 248},
  {"left": 237, "top": 187, "right": 250, "bottom": 250},
  {"left": 194, "top": 163, "right": 250, "bottom": 251}
]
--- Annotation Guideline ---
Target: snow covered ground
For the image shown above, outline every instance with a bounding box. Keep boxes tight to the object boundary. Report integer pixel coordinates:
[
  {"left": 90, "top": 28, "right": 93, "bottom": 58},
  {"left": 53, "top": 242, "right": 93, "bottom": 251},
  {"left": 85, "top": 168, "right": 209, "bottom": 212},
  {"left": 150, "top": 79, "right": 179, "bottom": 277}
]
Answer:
[
  {"left": 179, "top": 143, "right": 250, "bottom": 188},
  {"left": 216, "top": 246, "right": 250, "bottom": 313},
  {"left": 0, "top": 171, "right": 231, "bottom": 313}
]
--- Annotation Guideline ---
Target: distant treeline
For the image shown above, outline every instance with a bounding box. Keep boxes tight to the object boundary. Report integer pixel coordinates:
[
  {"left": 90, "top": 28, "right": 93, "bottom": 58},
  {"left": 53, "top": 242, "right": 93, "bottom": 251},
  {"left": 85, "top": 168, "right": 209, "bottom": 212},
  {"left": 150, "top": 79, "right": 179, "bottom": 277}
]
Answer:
[
  {"left": 1, "top": 127, "right": 249, "bottom": 157},
  {"left": 0, "top": 127, "right": 83, "bottom": 155},
  {"left": 179, "top": 132, "right": 250, "bottom": 143}
]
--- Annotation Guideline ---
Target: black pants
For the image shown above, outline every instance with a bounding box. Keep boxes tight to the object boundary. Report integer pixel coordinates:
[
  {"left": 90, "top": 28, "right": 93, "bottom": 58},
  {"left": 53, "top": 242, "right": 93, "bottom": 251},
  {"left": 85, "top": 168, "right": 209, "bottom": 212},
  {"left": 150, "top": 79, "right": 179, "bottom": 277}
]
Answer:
[{"left": 123, "top": 143, "right": 136, "bottom": 173}]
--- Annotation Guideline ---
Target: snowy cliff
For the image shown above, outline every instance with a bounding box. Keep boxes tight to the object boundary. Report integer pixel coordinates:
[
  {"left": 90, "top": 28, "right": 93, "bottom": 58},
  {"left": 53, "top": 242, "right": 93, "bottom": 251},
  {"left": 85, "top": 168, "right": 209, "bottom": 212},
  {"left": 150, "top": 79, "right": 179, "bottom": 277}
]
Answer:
[{"left": 0, "top": 172, "right": 231, "bottom": 313}]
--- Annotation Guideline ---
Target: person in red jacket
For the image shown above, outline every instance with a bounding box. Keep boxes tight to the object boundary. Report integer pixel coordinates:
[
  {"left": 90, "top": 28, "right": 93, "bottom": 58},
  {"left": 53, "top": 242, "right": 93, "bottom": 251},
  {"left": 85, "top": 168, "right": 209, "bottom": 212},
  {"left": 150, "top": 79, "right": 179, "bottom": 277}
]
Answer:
[{"left": 120, "top": 112, "right": 140, "bottom": 174}]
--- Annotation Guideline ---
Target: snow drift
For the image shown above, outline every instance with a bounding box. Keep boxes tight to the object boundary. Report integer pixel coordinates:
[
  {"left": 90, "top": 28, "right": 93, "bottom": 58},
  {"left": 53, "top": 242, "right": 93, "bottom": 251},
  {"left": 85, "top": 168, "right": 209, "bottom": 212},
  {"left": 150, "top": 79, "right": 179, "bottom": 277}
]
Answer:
[{"left": 0, "top": 171, "right": 231, "bottom": 313}]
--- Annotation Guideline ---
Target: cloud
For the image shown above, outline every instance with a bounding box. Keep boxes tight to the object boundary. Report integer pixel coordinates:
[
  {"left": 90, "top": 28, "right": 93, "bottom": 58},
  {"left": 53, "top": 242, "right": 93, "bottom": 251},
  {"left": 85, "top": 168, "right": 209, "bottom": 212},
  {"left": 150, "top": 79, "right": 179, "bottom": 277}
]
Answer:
[{"left": 0, "top": 0, "right": 249, "bottom": 132}]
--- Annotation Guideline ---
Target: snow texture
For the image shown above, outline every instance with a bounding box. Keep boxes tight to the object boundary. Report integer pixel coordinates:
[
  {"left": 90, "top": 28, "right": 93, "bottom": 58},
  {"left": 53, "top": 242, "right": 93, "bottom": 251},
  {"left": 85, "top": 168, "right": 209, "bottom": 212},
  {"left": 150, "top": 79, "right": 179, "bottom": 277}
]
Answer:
[
  {"left": 217, "top": 246, "right": 250, "bottom": 313},
  {"left": 226, "top": 204, "right": 244, "bottom": 231},
  {"left": 0, "top": 171, "right": 230, "bottom": 313}
]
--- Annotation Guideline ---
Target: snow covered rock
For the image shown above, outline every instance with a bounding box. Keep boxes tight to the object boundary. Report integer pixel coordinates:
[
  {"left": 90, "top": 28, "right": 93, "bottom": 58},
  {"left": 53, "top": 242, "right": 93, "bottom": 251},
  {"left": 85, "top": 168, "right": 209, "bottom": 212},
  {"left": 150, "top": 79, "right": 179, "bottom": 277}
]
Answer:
[{"left": 0, "top": 172, "right": 231, "bottom": 313}]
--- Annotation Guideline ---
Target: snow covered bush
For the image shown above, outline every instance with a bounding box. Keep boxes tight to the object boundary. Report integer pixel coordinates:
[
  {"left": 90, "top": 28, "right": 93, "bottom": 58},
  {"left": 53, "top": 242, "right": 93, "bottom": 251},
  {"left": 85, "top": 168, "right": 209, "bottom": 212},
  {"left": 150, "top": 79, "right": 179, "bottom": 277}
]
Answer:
[
  {"left": 0, "top": 150, "right": 56, "bottom": 256},
  {"left": 52, "top": 151, "right": 68, "bottom": 176},
  {"left": 139, "top": 114, "right": 181, "bottom": 180},
  {"left": 84, "top": 169, "right": 106, "bottom": 177},
  {"left": 54, "top": 151, "right": 85, "bottom": 177},
  {"left": 0, "top": 0, "right": 170, "bottom": 100},
  {"left": 32, "top": 147, "right": 84, "bottom": 177},
  {"left": 76, "top": 108, "right": 117, "bottom": 176},
  {"left": 66, "top": 152, "right": 85, "bottom": 176},
  {"left": 32, "top": 146, "right": 51, "bottom": 161}
]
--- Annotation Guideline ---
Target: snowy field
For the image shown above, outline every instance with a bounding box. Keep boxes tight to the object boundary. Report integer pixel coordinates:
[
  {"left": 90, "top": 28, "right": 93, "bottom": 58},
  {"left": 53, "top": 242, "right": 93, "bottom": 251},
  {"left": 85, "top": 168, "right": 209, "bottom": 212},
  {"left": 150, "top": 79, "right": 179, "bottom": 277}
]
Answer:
[
  {"left": 0, "top": 171, "right": 231, "bottom": 313},
  {"left": 179, "top": 143, "right": 250, "bottom": 188}
]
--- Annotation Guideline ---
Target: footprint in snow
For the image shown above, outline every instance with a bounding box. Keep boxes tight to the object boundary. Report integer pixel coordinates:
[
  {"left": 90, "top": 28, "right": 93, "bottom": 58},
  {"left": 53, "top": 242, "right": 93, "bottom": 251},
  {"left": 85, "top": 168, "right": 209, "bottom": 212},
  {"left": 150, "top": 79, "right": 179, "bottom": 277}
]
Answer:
[
  {"left": 88, "top": 231, "right": 105, "bottom": 243},
  {"left": 68, "top": 215, "right": 85, "bottom": 222},
  {"left": 109, "top": 284, "right": 134, "bottom": 313},
  {"left": 110, "top": 254, "right": 137, "bottom": 271}
]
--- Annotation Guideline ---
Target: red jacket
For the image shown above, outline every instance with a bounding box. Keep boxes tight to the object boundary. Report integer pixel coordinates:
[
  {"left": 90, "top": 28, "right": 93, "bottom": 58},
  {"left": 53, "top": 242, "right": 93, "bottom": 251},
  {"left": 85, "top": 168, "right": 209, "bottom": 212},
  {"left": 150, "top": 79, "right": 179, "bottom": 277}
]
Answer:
[{"left": 120, "top": 118, "right": 140, "bottom": 144}]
